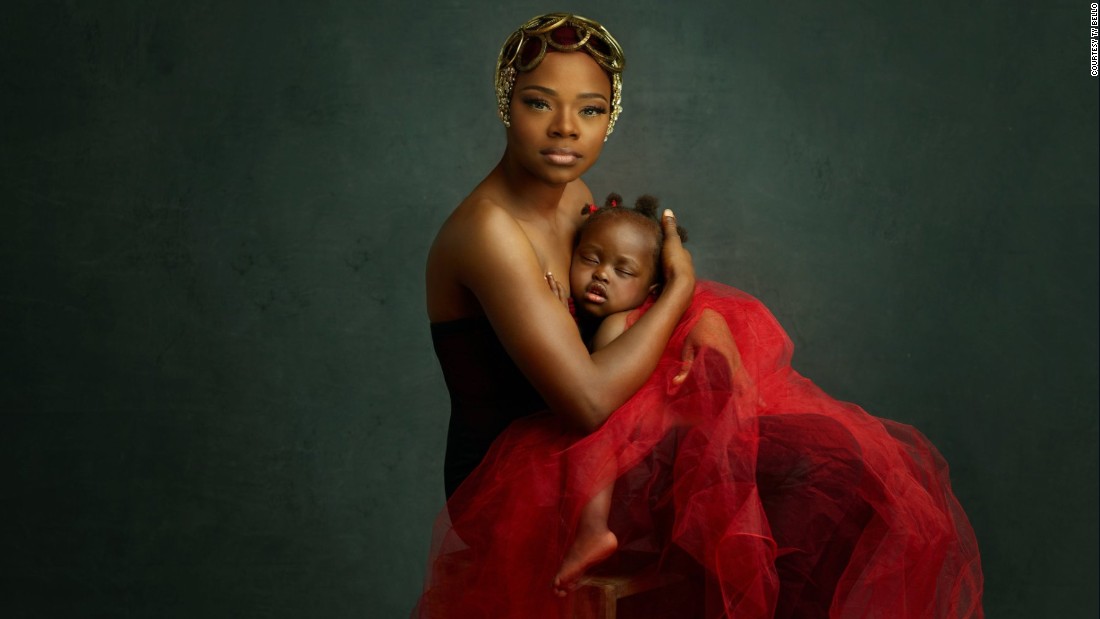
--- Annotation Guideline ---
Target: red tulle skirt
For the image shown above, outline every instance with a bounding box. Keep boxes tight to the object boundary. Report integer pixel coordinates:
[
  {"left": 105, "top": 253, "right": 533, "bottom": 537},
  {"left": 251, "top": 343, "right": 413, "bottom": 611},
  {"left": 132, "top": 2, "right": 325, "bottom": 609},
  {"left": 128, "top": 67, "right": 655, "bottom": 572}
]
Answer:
[{"left": 415, "top": 282, "right": 983, "bottom": 618}]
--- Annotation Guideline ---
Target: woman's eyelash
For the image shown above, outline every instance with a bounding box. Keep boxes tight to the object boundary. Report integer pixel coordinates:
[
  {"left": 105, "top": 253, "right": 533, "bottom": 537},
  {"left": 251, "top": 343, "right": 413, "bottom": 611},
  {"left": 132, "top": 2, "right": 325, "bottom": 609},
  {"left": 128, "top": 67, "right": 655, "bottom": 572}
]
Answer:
[
  {"left": 522, "top": 97, "right": 550, "bottom": 109},
  {"left": 521, "top": 98, "right": 606, "bottom": 116}
]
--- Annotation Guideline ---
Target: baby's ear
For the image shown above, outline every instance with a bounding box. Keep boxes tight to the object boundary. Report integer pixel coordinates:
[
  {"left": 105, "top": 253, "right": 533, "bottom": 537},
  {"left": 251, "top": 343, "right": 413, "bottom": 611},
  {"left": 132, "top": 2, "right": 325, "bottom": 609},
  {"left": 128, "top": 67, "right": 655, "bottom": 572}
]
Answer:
[{"left": 648, "top": 283, "right": 660, "bottom": 297}]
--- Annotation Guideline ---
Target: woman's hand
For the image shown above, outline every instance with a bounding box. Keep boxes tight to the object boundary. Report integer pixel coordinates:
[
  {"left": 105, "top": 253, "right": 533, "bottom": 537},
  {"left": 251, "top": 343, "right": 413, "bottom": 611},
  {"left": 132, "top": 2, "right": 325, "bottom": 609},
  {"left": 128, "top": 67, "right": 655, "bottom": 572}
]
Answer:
[
  {"left": 672, "top": 309, "right": 734, "bottom": 386},
  {"left": 671, "top": 309, "right": 756, "bottom": 406},
  {"left": 660, "top": 209, "right": 695, "bottom": 305},
  {"left": 545, "top": 272, "right": 570, "bottom": 311}
]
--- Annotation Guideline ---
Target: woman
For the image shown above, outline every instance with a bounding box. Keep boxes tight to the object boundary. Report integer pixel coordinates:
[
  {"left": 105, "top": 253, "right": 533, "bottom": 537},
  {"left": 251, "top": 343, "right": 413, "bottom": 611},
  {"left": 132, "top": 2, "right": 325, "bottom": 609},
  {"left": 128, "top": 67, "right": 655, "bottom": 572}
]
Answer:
[
  {"left": 421, "top": 13, "right": 697, "bottom": 616},
  {"left": 425, "top": 14, "right": 694, "bottom": 499},
  {"left": 419, "top": 13, "right": 983, "bottom": 619}
]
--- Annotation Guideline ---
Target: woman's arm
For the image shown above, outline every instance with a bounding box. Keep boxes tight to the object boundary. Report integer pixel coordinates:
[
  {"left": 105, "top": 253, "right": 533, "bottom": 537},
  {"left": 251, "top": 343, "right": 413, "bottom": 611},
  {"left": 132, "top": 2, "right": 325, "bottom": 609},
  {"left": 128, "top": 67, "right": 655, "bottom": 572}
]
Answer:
[{"left": 448, "top": 201, "right": 694, "bottom": 432}]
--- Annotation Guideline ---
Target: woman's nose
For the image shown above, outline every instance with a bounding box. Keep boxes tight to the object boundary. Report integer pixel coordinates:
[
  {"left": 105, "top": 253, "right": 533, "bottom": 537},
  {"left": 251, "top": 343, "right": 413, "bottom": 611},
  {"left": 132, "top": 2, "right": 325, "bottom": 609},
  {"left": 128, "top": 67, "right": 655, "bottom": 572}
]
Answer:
[{"left": 549, "top": 110, "right": 578, "bottom": 138}]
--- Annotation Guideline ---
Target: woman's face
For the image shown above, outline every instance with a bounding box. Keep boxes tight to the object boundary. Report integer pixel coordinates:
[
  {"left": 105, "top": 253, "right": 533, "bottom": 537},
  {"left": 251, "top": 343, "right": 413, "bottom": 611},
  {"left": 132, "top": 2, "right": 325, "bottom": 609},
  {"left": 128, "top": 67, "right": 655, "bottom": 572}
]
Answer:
[
  {"left": 570, "top": 217, "right": 658, "bottom": 319},
  {"left": 506, "top": 51, "right": 612, "bottom": 185}
]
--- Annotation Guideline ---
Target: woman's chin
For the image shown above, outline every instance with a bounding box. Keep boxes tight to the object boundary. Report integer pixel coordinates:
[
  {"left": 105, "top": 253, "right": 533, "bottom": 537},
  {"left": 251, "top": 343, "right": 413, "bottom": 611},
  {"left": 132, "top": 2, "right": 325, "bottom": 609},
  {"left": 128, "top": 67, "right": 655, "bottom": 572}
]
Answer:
[{"left": 534, "top": 167, "right": 586, "bottom": 186}]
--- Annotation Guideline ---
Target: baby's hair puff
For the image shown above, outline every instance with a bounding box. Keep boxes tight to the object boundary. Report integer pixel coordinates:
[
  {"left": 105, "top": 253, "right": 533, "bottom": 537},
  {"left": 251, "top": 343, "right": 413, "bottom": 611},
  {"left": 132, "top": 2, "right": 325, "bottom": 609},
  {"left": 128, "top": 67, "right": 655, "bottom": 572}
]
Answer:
[{"left": 579, "top": 192, "right": 688, "bottom": 243}]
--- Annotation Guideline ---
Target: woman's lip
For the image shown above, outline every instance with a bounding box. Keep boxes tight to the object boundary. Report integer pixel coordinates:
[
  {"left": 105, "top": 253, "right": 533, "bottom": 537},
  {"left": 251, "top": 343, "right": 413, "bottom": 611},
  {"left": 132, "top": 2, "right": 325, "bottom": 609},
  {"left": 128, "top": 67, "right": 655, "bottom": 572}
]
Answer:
[{"left": 541, "top": 148, "right": 581, "bottom": 165}]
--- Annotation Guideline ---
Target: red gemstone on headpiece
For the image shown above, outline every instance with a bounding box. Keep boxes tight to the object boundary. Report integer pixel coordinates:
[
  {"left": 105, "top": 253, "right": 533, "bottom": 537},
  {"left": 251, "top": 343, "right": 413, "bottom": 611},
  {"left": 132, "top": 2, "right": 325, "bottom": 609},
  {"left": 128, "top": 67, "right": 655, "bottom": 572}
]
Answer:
[
  {"left": 520, "top": 25, "right": 583, "bottom": 68},
  {"left": 550, "top": 25, "right": 581, "bottom": 46}
]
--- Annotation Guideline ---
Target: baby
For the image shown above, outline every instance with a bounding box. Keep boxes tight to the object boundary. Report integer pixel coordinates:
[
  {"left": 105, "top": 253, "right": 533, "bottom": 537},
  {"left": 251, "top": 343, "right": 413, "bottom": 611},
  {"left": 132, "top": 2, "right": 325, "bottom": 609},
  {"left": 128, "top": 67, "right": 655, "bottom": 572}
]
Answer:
[{"left": 546, "top": 193, "right": 687, "bottom": 595}]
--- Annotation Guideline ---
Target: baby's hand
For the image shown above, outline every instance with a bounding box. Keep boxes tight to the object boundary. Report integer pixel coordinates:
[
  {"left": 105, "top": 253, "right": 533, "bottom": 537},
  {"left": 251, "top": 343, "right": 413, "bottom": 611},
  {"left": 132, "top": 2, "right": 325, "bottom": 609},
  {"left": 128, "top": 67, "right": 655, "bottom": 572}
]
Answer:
[{"left": 545, "top": 272, "right": 570, "bottom": 310}]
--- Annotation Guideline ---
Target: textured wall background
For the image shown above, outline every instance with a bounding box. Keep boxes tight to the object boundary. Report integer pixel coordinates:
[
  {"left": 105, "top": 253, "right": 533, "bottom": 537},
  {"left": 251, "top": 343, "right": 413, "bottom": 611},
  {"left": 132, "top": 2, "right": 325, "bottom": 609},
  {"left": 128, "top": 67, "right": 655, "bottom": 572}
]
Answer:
[{"left": 3, "top": 1, "right": 1097, "bottom": 617}]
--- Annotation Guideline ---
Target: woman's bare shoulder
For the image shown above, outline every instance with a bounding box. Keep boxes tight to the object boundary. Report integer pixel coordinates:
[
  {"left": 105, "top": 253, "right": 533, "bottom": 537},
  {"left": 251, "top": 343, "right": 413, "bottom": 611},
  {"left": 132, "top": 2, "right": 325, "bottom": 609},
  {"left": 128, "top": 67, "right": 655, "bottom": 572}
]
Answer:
[
  {"left": 427, "top": 194, "right": 532, "bottom": 320},
  {"left": 429, "top": 186, "right": 546, "bottom": 286},
  {"left": 565, "top": 178, "right": 596, "bottom": 208},
  {"left": 433, "top": 193, "right": 523, "bottom": 251}
]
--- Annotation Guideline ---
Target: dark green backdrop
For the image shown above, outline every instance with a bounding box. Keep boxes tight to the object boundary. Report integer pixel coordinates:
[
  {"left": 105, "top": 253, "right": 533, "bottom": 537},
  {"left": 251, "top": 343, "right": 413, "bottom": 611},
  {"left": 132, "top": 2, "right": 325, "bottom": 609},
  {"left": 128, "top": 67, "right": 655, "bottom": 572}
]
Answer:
[{"left": 3, "top": 1, "right": 1097, "bottom": 617}]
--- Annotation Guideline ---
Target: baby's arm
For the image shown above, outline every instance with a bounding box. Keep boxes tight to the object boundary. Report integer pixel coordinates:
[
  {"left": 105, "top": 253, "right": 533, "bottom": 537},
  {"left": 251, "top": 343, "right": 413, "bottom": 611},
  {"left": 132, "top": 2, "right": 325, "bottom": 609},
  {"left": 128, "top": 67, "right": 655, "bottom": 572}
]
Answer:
[
  {"left": 591, "top": 312, "right": 631, "bottom": 351},
  {"left": 541, "top": 272, "right": 632, "bottom": 349}
]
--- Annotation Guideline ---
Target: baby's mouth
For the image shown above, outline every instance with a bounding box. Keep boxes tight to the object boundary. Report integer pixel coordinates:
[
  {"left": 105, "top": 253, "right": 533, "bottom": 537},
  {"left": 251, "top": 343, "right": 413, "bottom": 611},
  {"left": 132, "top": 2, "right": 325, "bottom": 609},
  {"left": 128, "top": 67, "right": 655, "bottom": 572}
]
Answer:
[{"left": 585, "top": 282, "right": 607, "bottom": 304}]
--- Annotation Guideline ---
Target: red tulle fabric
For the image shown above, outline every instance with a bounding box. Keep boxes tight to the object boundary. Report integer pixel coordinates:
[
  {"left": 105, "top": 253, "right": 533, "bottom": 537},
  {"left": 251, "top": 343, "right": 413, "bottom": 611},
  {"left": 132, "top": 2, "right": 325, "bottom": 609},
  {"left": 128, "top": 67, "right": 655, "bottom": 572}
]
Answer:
[{"left": 415, "top": 282, "right": 983, "bottom": 618}]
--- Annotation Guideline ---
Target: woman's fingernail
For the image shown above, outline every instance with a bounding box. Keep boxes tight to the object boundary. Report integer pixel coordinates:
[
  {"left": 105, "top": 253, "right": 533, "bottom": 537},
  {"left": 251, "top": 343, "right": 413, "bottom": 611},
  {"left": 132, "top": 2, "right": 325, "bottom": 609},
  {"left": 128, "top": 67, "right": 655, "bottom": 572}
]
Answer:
[{"left": 663, "top": 209, "right": 675, "bottom": 219}]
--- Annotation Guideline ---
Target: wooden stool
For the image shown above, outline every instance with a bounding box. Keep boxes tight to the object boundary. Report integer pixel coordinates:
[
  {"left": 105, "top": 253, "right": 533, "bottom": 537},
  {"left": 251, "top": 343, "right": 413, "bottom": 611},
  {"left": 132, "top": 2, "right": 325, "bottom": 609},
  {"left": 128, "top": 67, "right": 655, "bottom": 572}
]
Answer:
[{"left": 572, "top": 558, "right": 702, "bottom": 619}]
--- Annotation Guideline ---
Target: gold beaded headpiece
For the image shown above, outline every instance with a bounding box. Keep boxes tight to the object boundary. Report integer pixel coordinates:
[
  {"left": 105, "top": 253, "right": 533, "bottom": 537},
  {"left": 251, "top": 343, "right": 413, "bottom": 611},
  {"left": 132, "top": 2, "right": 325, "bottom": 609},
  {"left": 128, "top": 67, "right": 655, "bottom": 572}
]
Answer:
[{"left": 494, "top": 13, "right": 626, "bottom": 140}]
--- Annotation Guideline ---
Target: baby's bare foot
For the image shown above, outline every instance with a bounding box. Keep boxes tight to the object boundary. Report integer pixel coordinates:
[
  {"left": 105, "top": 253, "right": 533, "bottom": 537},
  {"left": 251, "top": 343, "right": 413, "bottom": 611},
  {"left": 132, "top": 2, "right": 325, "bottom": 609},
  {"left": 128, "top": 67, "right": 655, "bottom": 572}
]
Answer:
[{"left": 552, "top": 530, "right": 618, "bottom": 597}]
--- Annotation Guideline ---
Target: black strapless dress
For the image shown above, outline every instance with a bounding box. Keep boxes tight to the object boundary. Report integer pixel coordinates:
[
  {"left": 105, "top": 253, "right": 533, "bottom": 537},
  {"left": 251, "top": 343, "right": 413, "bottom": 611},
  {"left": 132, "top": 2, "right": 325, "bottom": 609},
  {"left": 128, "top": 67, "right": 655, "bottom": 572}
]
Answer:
[{"left": 430, "top": 315, "right": 547, "bottom": 498}]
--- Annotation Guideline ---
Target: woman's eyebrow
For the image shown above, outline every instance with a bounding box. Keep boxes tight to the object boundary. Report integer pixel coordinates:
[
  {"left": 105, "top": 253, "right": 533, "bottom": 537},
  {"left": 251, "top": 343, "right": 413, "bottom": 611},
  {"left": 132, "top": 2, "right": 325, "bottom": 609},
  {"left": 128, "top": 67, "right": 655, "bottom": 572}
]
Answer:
[
  {"left": 518, "top": 85, "right": 558, "bottom": 96},
  {"left": 518, "top": 85, "right": 608, "bottom": 102}
]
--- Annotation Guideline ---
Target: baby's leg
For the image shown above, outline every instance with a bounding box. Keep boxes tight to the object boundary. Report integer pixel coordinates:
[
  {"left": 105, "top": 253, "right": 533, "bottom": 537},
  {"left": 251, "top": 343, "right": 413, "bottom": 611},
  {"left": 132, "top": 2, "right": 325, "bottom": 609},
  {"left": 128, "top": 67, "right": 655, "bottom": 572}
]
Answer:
[{"left": 553, "top": 480, "right": 618, "bottom": 597}]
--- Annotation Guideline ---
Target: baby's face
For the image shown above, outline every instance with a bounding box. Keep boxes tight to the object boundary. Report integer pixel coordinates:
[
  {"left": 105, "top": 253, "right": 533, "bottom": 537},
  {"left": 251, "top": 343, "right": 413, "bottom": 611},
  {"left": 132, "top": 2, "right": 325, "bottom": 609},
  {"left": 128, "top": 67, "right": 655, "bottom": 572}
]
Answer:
[{"left": 570, "top": 218, "right": 658, "bottom": 318}]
